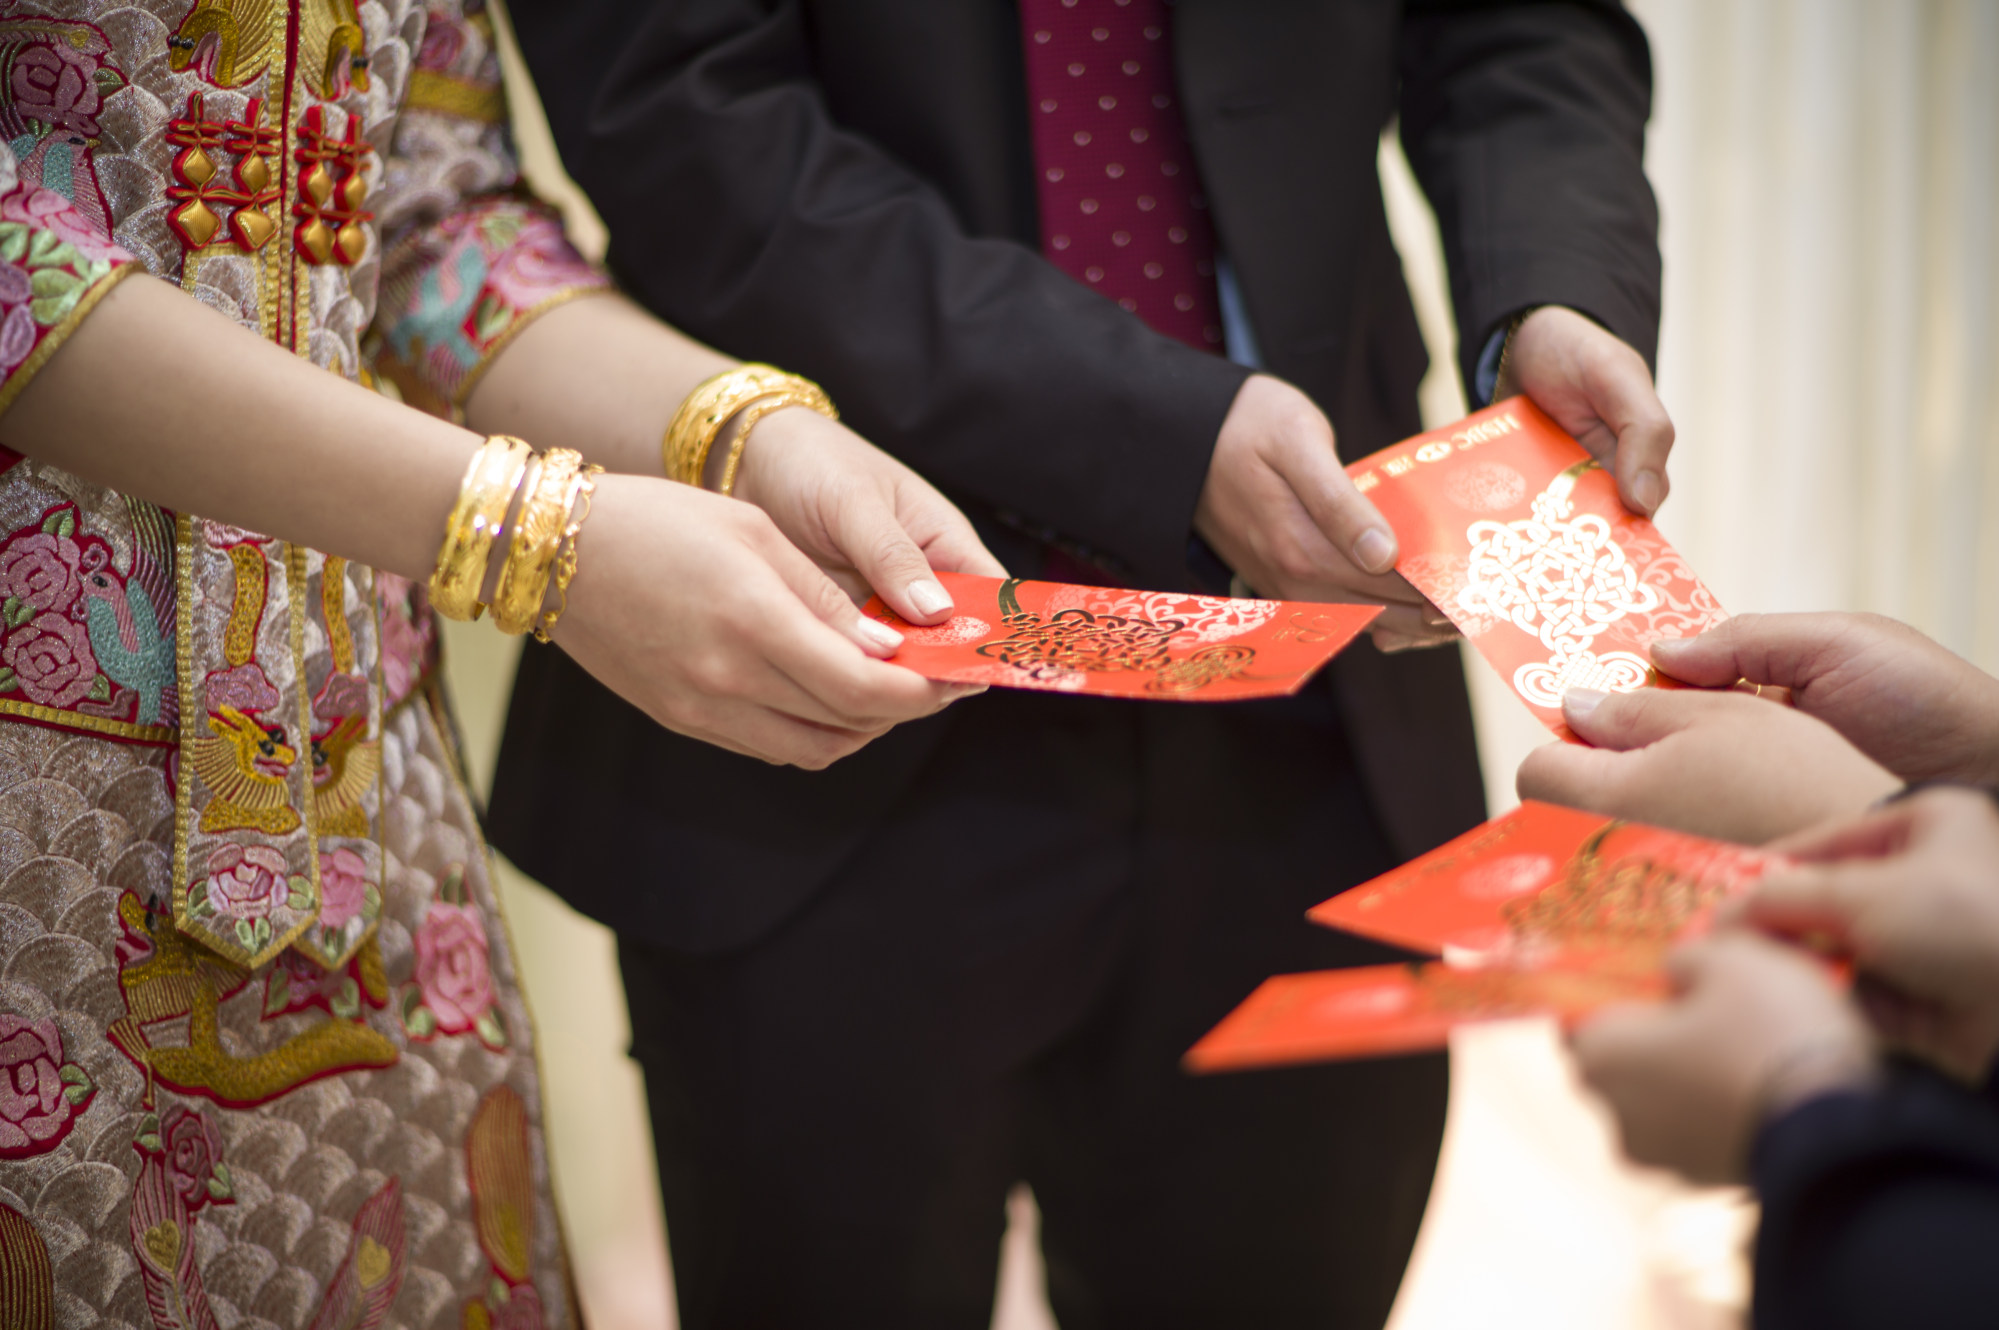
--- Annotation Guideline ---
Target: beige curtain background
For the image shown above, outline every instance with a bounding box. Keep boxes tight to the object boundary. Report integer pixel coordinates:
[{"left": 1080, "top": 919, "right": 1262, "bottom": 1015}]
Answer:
[{"left": 455, "top": 2, "right": 1999, "bottom": 1326}]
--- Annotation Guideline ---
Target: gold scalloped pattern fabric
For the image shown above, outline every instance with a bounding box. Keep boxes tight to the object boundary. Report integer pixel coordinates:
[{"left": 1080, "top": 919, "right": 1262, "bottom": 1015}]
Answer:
[{"left": 0, "top": 694, "right": 574, "bottom": 1328}]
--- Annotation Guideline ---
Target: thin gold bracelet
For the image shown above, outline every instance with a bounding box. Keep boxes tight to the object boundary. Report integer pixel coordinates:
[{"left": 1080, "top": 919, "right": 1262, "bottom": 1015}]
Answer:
[
  {"left": 430, "top": 435, "right": 532, "bottom": 622},
  {"left": 714, "top": 384, "right": 839, "bottom": 497},
  {"left": 534, "top": 462, "right": 604, "bottom": 644},
  {"left": 492, "top": 448, "right": 585, "bottom": 635}
]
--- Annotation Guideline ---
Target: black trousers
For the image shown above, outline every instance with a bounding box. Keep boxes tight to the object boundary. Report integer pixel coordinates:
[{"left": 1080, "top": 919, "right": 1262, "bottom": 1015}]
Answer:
[{"left": 617, "top": 688, "right": 1449, "bottom": 1329}]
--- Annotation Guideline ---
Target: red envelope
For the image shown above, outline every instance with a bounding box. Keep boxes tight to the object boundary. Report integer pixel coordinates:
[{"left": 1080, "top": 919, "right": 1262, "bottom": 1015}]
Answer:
[
  {"left": 1346, "top": 398, "right": 1728, "bottom": 737},
  {"left": 1308, "top": 800, "right": 1790, "bottom": 962},
  {"left": 1183, "top": 956, "right": 1667, "bottom": 1072},
  {"left": 863, "top": 573, "right": 1381, "bottom": 701}
]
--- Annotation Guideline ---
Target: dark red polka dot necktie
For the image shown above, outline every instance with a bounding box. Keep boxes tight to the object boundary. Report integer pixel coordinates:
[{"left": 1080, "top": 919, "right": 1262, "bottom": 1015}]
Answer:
[{"left": 1018, "top": 0, "right": 1224, "bottom": 353}]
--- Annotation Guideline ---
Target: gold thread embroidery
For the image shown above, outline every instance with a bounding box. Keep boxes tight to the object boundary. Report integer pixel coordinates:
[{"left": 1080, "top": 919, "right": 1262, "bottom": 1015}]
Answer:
[
  {"left": 405, "top": 68, "right": 507, "bottom": 123},
  {"left": 221, "top": 542, "right": 267, "bottom": 666},
  {"left": 107, "top": 895, "right": 396, "bottom": 1106},
  {"left": 288, "top": 542, "right": 321, "bottom": 907},
  {"left": 189, "top": 704, "right": 300, "bottom": 833},
  {"left": 322, "top": 554, "right": 355, "bottom": 672},
  {"left": 312, "top": 713, "right": 378, "bottom": 837},
  {"left": 0, "top": 696, "right": 174, "bottom": 743},
  {"left": 466, "top": 1085, "right": 534, "bottom": 1282},
  {"left": 172, "top": 513, "right": 199, "bottom": 905}
]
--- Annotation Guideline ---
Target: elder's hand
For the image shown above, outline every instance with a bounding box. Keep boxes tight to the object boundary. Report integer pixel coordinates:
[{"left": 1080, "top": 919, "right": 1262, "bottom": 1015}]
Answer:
[
  {"left": 729, "top": 407, "right": 1006, "bottom": 623},
  {"left": 1649, "top": 612, "right": 1999, "bottom": 787},
  {"left": 1747, "top": 787, "right": 1999, "bottom": 1083},
  {"left": 1572, "top": 932, "right": 1875, "bottom": 1186},
  {"left": 1499, "top": 305, "right": 1675, "bottom": 517},
  {"left": 1194, "top": 374, "right": 1455, "bottom": 652},
  {"left": 552, "top": 474, "right": 979, "bottom": 770},
  {"left": 1517, "top": 687, "right": 1902, "bottom": 844}
]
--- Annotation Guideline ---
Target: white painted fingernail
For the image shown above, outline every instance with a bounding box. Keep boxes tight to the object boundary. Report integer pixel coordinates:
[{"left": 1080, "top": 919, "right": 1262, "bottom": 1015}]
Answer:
[
  {"left": 907, "top": 579, "right": 952, "bottom": 619},
  {"left": 1564, "top": 687, "right": 1608, "bottom": 720},
  {"left": 1632, "top": 470, "right": 1664, "bottom": 513},
  {"left": 1352, "top": 527, "right": 1396, "bottom": 574},
  {"left": 856, "top": 618, "right": 903, "bottom": 654}
]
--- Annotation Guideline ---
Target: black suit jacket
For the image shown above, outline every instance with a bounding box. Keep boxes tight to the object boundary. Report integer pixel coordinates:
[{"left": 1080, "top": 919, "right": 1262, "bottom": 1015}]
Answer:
[
  {"left": 489, "top": 0, "right": 1660, "bottom": 951},
  {"left": 1751, "top": 1067, "right": 1999, "bottom": 1330}
]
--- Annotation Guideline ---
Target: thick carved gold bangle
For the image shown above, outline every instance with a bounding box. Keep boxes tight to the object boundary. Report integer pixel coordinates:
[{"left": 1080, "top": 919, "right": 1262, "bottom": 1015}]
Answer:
[
  {"left": 661, "top": 365, "right": 796, "bottom": 486},
  {"left": 660, "top": 364, "right": 838, "bottom": 489},
  {"left": 714, "top": 384, "right": 838, "bottom": 498},
  {"left": 534, "top": 462, "right": 604, "bottom": 644},
  {"left": 492, "top": 448, "right": 586, "bottom": 635},
  {"left": 430, "top": 435, "right": 532, "bottom": 622}
]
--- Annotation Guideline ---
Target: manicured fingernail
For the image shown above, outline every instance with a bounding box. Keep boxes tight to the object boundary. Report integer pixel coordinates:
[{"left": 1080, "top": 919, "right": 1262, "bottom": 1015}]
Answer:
[
  {"left": 907, "top": 579, "right": 952, "bottom": 619},
  {"left": 856, "top": 618, "right": 903, "bottom": 654},
  {"left": 1424, "top": 606, "right": 1454, "bottom": 627},
  {"left": 1352, "top": 527, "right": 1396, "bottom": 575},
  {"left": 1632, "top": 470, "right": 1663, "bottom": 513},
  {"left": 949, "top": 684, "right": 989, "bottom": 698},
  {"left": 1563, "top": 687, "right": 1608, "bottom": 720},
  {"left": 1650, "top": 637, "right": 1690, "bottom": 662}
]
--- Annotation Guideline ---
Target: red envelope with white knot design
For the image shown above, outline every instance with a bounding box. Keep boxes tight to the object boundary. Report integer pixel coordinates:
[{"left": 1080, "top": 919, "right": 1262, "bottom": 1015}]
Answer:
[
  {"left": 863, "top": 573, "right": 1380, "bottom": 701},
  {"left": 1345, "top": 398, "right": 1728, "bottom": 737}
]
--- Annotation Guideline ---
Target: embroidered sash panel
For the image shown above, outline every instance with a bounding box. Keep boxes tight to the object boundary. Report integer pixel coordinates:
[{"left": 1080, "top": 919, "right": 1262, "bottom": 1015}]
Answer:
[{"left": 0, "top": 0, "right": 606, "bottom": 1323}]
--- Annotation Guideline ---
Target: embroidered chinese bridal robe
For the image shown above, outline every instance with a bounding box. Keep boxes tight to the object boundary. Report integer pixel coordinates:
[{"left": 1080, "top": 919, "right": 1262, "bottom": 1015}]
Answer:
[{"left": 0, "top": 0, "right": 608, "bottom": 1325}]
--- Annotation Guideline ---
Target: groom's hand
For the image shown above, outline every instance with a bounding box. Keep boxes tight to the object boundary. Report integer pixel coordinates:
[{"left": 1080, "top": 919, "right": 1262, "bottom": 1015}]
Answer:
[
  {"left": 1499, "top": 306, "right": 1676, "bottom": 517},
  {"left": 1193, "top": 374, "right": 1454, "bottom": 652}
]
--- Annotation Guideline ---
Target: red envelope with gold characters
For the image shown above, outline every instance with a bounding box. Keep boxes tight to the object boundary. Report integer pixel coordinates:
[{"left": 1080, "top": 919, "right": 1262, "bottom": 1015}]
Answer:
[
  {"left": 1307, "top": 800, "right": 1790, "bottom": 962},
  {"left": 1188, "top": 801, "right": 1797, "bottom": 1070},
  {"left": 1346, "top": 398, "right": 1728, "bottom": 736},
  {"left": 1182, "top": 955, "right": 1667, "bottom": 1072},
  {"left": 862, "top": 573, "right": 1381, "bottom": 701}
]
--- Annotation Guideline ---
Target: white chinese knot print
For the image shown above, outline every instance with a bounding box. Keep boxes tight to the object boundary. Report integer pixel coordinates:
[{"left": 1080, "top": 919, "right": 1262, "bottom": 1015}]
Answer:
[{"left": 1458, "top": 461, "right": 1661, "bottom": 707}]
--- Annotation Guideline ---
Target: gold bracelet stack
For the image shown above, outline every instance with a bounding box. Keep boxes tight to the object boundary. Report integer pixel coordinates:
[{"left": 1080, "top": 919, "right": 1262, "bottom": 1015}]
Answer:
[
  {"left": 536, "top": 462, "right": 600, "bottom": 644},
  {"left": 429, "top": 436, "right": 604, "bottom": 640},
  {"left": 660, "top": 363, "right": 838, "bottom": 496},
  {"left": 431, "top": 435, "right": 533, "bottom": 621}
]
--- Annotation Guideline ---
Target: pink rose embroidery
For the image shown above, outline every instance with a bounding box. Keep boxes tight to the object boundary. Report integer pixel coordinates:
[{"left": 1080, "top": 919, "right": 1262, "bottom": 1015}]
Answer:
[
  {"left": 491, "top": 1283, "right": 547, "bottom": 1330},
  {"left": 0, "top": 185, "right": 131, "bottom": 263},
  {"left": 486, "top": 216, "right": 601, "bottom": 313},
  {"left": 2, "top": 612, "right": 97, "bottom": 706},
  {"left": 377, "top": 589, "right": 434, "bottom": 704},
  {"left": 0, "top": 528, "right": 83, "bottom": 613},
  {"left": 205, "top": 843, "right": 290, "bottom": 920},
  {"left": 0, "top": 302, "right": 32, "bottom": 373},
  {"left": 10, "top": 42, "right": 106, "bottom": 138},
  {"left": 203, "top": 661, "right": 280, "bottom": 716},
  {"left": 417, "top": 16, "right": 468, "bottom": 72},
  {"left": 159, "top": 1104, "right": 225, "bottom": 1211},
  {"left": 412, "top": 901, "right": 495, "bottom": 1035},
  {"left": 0, "top": 1014, "right": 91, "bottom": 1159},
  {"left": 318, "top": 846, "right": 370, "bottom": 931}
]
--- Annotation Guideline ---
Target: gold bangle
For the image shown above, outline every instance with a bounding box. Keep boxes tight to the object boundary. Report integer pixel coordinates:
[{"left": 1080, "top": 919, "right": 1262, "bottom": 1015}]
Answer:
[
  {"left": 430, "top": 435, "right": 532, "bottom": 622},
  {"left": 660, "top": 365, "right": 838, "bottom": 489},
  {"left": 714, "top": 385, "right": 838, "bottom": 497},
  {"left": 661, "top": 365, "right": 798, "bottom": 486},
  {"left": 534, "top": 462, "right": 604, "bottom": 644},
  {"left": 492, "top": 448, "right": 585, "bottom": 635}
]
